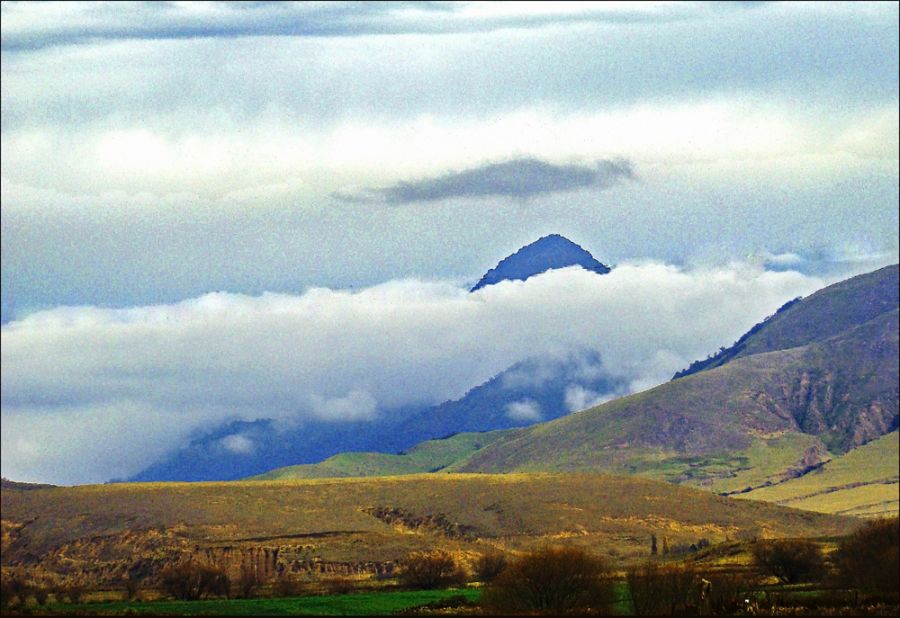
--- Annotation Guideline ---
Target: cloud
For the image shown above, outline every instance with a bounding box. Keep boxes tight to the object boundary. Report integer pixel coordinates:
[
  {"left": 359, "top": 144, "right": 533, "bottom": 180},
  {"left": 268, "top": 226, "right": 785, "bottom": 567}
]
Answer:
[
  {"left": 504, "top": 399, "right": 543, "bottom": 423},
  {"left": 337, "top": 158, "right": 635, "bottom": 204},
  {"left": 219, "top": 433, "right": 255, "bottom": 455},
  {"left": 563, "top": 384, "right": 618, "bottom": 412},
  {"left": 0, "top": 261, "right": 829, "bottom": 484},
  {"left": 309, "top": 390, "right": 378, "bottom": 422},
  {"left": 0, "top": 2, "right": 746, "bottom": 52}
]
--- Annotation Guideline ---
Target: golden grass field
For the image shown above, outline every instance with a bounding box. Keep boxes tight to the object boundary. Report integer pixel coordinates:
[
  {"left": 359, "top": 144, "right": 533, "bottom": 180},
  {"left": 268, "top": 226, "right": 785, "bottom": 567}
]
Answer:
[
  {"left": 1, "top": 472, "right": 861, "bottom": 592},
  {"left": 736, "top": 431, "right": 899, "bottom": 517}
]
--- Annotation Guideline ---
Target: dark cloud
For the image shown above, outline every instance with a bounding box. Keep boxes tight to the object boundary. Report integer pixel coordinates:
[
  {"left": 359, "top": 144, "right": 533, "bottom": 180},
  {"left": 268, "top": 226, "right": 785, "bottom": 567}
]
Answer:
[
  {"left": 339, "top": 158, "right": 635, "bottom": 204},
  {"left": 0, "top": 1, "right": 726, "bottom": 52}
]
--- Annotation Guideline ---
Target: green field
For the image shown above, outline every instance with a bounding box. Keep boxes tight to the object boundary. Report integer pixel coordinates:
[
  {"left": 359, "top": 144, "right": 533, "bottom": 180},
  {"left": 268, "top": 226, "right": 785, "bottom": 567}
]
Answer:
[
  {"left": 250, "top": 430, "right": 512, "bottom": 480},
  {"left": 36, "top": 588, "right": 481, "bottom": 616}
]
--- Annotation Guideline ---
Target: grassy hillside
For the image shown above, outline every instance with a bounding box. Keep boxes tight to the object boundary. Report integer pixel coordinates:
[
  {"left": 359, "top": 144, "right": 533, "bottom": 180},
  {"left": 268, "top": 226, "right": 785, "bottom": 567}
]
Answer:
[
  {"left": 675, "top": 264, "right": 899, "bottom": 377},
  {"left": 249, "top": 430, "right": 512, "bottom": 480},
  {"left": 736, "top": 431, "right": 899, "bottom": 517},
  {"left": 1, "top": 473, "right": 857, "bottom": 589},
  {"left": 454, "top": 310, "right": 897, "bottom": 498}
]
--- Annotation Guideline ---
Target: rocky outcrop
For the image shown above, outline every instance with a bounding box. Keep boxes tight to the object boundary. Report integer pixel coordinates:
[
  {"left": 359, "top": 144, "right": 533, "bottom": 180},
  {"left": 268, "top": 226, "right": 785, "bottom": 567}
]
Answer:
[{"left": 362, "top": 506, "right": 478, "bottom": 540}]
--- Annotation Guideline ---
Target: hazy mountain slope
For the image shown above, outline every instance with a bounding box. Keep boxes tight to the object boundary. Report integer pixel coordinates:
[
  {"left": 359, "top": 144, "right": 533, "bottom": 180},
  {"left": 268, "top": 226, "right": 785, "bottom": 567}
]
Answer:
[
  {"left": 248, "top": 430, "right": 513, "bottom": 480},
  {"left": 457, "top": 308, "right": 898, "bottom": 477},
  {"left": 675, "top": 264, "right": 898, "bottom": 379},
  {"left": 735, "top": 430, "right": 899, "bottom": 518},
  {"left": 470, "top": 233, "right": 610, "bottom": 291},
  {"left": 388, "top": 350, "right": 625, "bottom": 448},
  {"left": 128, "top": 351, "right": 625, "bottom": 482}
]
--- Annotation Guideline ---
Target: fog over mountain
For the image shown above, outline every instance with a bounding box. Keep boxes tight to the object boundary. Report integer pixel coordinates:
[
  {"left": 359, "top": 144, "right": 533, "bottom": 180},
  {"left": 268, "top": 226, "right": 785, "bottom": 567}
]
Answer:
[
  {"left": 1, "top": 2, "right": 897, "bottom": 486},
  {"left": 1, "top": 257, "right": 828, "bottom": 485}
]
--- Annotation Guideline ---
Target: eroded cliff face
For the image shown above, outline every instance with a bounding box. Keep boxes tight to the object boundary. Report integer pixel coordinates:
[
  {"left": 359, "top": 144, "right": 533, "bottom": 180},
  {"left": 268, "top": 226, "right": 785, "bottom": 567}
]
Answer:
[
  {"left": 780, "top": 367, "right": 897, "bottom": 452},
  {"left": 0, "top": 524, "right": 399, "bottom": 589}
]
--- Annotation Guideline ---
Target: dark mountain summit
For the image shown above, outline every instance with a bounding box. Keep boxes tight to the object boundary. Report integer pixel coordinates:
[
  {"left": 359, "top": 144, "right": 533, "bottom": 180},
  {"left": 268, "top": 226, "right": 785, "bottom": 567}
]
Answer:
[{"left": 470, "top": 234, "right": 610, "bottom": 292}]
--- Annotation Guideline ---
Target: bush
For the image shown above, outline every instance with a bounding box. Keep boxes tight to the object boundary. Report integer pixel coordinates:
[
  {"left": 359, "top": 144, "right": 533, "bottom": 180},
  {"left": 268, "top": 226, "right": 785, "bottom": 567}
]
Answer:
[
  {"left": 832, "top": 517, "right": 899, "bottom": 601},
  {"left": 0, "top": 577, "right": 12, "bottom": 609},
  {"left": 323, "top": 578, "right": 356, "bottom": 595},
  {"left": 159, "top": 561, "right": 230, "bottom": 600},
  {"left": 2, "top": 572, "right": 30, "bottom": 607},
  {"left": 273, "top": 576, "right": 307, "bottom": 598},
  {"left": 399, "top": 551, "right": 467, "bottom": 590},
  {"left": 704, "top": 570, "right": 753, "bottom": 615},
  {"left": 752, "top": 539, "right": 825, "bottom": 584},
  {"left": 234, "top": 566, "right": 261, "bottom": 599},
  {"left": 482, "top": 546, "right": 614, "bottom": 613},
  {"left": 65, "top": 584, "right": 85, "bottom": 603},
  {"left": 627, "top": 562, "right": 699, "bottom": 616},
  {"left": 0, "top": 573, "right": 28, "bottom": 608},
  {"left": 123, "top": 575, "right": 141, "bottom": 601},
  {"left": 33, "top": 586, "right": 49, "bottom": 605},
  {"left": 473, "top": 552, "right": 508, "bottom": 583}
]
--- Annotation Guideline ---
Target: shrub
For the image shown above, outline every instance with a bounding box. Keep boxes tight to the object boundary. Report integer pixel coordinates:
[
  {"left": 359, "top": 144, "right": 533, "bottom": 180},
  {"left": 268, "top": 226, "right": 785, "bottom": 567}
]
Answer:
[
  {"left": 123, "top": 575, "right": 141, "bottom": 601},
  {"left": 832, "top": 517, "right": 899, "bottom": 601},
  {"left": 627, "top": 561, "right": 699, "bottom": 616},
  {"left": 399, "top": 551, "right": 467, "bottom": 590},
  {"left": 473, "top": 552, "right": 508, "bottom": 583},
  {"left": 482, "top": 546, "right": 614, "bottom": 613},
  {"left": 2, "top": 572, "right": 30, "bottom": 607},
  {"left": 0, "top": 578, "right": 11, "bottom": 609},
  {"left": 0, "top": 574, "right": 23, "bottom": 609},
  {"left": 159, "top": 561, "right": 230, "bottom": 600},
  {"left": 33, "top": 586, "right": 49, "bottom": 605},
  {"left": 323, "top": 578, "right": 356, "bottom": 595},
  {"left": 234, "top": 566, "right": 261, "bottom": 599},
  {"left": 752, "top": 539, "right": 825, "bottom": 584},
  {"left": 273, "top": 576, "right": 307, "bottom": 597},
  {"left": 704, "top": 570, "right": 753, "bottom": 615},
  {"left": 65, "top": 584, "right": 85, "bottom": 603}
]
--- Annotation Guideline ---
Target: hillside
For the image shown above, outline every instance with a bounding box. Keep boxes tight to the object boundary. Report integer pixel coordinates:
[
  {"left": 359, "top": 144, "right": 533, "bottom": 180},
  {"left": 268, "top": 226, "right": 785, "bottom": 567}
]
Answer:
[
  {"left": 674, "top": 264, "right": 899, "bottom": 379},
  {"left": 129, "top": 350, "right": 625, "bottom": 482},
  {"left": 244, "top": 264, "right": 899, "bottom": 521},
  {"left": 250, "top": 430, "right": 512, "bottom": 480},
  {"left": 735, "top": 430, "right": 899, "bottom": 518},
  {"left": 1, "top": 473, "right": 856, "bottom": 589},
  {"left": 457, "top": 308, "right": 897, "bottom": 476}
]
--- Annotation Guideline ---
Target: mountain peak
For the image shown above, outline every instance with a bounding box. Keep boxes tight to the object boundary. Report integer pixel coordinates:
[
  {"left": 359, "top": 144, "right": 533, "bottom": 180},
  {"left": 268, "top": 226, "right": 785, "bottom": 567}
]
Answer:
[{"left": 471, "top": 234, "right": 610, "bottom": 292}]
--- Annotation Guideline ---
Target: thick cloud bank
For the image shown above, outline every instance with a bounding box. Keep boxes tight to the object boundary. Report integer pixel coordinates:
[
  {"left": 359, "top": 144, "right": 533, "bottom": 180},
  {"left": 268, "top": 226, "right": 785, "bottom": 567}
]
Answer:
[{"left": 0, "top": 262, "right": 826, "bottom": 485}]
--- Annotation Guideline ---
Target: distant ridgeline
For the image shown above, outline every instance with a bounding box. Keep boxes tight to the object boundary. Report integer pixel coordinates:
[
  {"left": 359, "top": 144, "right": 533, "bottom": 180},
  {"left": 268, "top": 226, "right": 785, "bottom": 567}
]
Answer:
[
  {"left": 470, "top": 233, "right": 610, "bottom": 291},
  {"left": 672, "top": 297, "right": 803, "bottom": 380}
]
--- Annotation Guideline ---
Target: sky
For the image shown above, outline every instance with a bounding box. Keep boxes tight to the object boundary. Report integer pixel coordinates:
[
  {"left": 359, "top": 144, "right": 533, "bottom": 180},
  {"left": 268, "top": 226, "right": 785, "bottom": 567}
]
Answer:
[{"left": 1, "top": 1, "right": 898, "bottom": 484}]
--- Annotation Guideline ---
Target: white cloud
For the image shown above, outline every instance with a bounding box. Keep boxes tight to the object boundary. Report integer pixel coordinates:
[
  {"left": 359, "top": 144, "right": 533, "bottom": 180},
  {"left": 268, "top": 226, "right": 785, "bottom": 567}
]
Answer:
[
  {"left": 309, "top": 390, "right": 378, "bottom": 422},
  {"left": 219, "top": 433, "right": 255, "bottom": 455},
  {"left": 564, "top": 384, "right": 618, "bottom": 412},
  {"left": 0, "top": 261, "right": 829, "bottom": 484},
  {"left": 504, "top": 399, "right": 543, "bottom": 422}
]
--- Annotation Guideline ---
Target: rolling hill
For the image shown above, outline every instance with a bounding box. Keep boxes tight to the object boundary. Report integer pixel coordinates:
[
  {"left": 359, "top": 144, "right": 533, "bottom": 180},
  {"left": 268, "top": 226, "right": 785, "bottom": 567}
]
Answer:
[
  {"left": 1, "top": 473, "right": 857, "bottom": 589},
  {"left": 250, "top": 430, "right": 513, "bottom": 480},
  {"left": 734, "top": 430, "right": 899, "bottom": 518}
]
